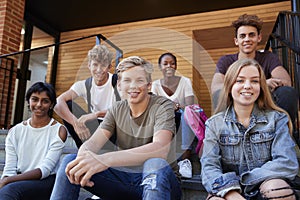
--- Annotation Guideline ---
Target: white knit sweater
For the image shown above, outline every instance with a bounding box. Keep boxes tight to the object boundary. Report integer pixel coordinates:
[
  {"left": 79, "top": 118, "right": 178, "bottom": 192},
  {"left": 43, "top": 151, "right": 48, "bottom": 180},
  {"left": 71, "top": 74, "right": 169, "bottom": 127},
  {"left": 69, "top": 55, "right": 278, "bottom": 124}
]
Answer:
[{"left": 2, "top": 118, "right": 65, "bottom": 179}]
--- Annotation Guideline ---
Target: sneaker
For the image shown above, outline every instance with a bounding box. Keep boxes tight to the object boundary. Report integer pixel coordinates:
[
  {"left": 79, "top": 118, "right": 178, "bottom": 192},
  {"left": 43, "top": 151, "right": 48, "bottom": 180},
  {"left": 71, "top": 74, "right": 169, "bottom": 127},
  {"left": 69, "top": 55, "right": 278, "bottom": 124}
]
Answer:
[
  {"left": 86, "top": 195, "right": 100, "bottom": 200},
  {"left": 178, "top": 159, "right": 192, "bottom": 178}
]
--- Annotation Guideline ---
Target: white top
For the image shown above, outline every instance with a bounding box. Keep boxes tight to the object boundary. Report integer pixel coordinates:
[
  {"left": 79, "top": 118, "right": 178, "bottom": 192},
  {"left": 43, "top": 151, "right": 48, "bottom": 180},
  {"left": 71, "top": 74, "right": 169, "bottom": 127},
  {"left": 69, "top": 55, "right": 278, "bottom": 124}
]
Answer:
[
  {"left": 151, "top": 76, "right": 194, "bottom": 106},
  {"left": 71, "top": 73, "right": 116, "bottom": 115},
  {"left": 2, "top": 118, "right": 65, "bottom": 179}
]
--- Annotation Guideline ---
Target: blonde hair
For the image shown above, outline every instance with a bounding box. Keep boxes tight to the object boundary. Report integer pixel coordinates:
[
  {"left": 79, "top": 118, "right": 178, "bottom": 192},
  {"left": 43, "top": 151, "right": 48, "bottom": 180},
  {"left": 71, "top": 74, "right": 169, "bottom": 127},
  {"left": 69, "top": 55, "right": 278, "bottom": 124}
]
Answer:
[
  {"left": 215, "top": 58, "right": 292, "bottom": 133},
  {"left": 88, "top": 44, "right": 113, "bottom": 67},
  {"left": 116, "top": 56, "right": 153, "bottom": 83}
]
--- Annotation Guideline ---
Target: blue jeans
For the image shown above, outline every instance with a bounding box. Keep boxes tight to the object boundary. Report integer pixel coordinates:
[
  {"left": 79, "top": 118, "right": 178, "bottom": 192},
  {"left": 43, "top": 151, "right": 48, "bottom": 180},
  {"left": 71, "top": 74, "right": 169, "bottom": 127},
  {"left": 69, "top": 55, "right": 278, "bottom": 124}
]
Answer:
[
  {"left": 0, "top": 174, "right": 56, "bottom": 200},
  {"left": 50, "top": 154, "right": 182, "bottom": 200},
  {"left": 181, "top": 112, "right": 195, "bottom": 151}
]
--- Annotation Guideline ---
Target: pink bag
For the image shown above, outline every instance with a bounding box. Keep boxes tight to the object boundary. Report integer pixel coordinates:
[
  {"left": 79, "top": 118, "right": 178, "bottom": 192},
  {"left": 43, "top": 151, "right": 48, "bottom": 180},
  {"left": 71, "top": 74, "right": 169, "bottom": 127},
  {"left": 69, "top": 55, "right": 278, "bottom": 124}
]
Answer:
[{"left": 183, "top": 104, "right": 208, "bottom": 154}]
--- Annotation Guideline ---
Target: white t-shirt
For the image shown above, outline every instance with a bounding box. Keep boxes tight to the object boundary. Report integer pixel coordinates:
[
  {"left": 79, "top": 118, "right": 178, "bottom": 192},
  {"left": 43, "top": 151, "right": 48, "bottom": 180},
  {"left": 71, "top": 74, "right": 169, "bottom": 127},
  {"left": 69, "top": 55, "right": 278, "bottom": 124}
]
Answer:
[
  {"left": 151, "top": 76, "right": 194, "bottom": 106},
  {"left": 71, "top": 73, "right": 116, "bottom": 114}
]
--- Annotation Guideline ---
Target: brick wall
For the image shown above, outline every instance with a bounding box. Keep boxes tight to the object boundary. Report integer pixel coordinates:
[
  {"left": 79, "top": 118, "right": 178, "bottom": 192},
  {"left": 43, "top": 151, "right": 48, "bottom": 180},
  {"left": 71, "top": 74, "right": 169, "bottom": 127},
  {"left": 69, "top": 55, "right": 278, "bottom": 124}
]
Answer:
[{"left": 0, "top": 0, "right": 24, "bottom": 128}]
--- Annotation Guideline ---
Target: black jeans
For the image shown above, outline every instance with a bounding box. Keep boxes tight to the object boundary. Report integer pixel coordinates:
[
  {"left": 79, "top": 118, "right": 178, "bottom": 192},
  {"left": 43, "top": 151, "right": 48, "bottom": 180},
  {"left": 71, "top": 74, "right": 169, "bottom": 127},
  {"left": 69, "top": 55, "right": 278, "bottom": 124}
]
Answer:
[
  {"left": 272, "top": 86, "right": 299, "bottom": 144},
  {"left": 0, "top": 174, "right": 56, "bottom": 200},
  {"left": 63, "top": 100, "right": 116, "bottom": 149},
  {"left": 245, "top": 177, "right": 300, "bottom": 200}
]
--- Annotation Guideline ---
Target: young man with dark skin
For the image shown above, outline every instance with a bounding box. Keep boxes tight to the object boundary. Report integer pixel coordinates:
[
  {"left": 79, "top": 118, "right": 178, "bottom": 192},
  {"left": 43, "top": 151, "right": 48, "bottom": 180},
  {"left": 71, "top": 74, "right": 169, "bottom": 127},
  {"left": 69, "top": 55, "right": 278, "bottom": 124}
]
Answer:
[{"left": 211, "top": 14, "right": 298, "bottom": 142}]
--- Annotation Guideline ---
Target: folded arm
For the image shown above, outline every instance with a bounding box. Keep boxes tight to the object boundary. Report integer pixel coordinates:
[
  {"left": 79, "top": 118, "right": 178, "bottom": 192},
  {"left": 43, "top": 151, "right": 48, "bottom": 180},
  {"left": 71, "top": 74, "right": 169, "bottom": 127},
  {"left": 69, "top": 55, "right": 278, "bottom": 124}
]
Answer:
[
  {"left": 55, "top": 89, "right": 94, "bottom": 140},
  {"left": 267, "top": 66, "right": 291, "bottom": 91}
]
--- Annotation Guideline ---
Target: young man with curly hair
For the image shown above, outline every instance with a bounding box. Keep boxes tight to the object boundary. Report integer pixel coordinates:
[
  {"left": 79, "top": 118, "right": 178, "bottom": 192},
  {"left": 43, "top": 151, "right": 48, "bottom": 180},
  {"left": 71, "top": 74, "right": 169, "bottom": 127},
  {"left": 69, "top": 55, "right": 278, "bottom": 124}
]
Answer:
[{"left": 211, "top": 14, "right": 298, "bottom": 142}]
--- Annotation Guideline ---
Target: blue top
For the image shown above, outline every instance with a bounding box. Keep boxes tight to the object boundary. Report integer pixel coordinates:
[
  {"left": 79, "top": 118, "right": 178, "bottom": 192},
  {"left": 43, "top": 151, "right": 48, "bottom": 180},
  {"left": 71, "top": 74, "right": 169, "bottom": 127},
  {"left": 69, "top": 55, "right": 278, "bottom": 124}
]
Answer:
[{"left": 201, "top": 104, "right": 298, "bottom": 197}]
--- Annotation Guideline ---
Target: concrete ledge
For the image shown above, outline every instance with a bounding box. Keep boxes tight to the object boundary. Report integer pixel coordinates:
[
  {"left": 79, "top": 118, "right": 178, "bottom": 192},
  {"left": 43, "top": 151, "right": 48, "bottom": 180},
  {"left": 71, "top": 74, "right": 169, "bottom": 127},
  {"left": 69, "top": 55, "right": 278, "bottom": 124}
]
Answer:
[
  {"left": 181, "top": 175, "right": 205, "bottom": 191},
  {"left": 0, "top": 129, "right": 8, "bottom": 134}
]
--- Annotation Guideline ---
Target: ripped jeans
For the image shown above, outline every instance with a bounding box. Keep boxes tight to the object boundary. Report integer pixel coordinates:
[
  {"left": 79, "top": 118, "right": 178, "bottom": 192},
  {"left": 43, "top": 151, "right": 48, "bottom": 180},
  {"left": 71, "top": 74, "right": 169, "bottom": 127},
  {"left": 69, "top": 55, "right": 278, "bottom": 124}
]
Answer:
[{"left": 50, "top": 154, "right": 181, "bottom": 200}]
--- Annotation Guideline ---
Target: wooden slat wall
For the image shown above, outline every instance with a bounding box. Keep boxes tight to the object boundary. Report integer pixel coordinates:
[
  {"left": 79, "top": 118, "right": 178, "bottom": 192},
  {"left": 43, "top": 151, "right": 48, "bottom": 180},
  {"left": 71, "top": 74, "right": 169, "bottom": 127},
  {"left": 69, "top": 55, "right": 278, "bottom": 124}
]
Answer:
[{"left": 53, "top": 1, "right": 291, "bottom": 117}]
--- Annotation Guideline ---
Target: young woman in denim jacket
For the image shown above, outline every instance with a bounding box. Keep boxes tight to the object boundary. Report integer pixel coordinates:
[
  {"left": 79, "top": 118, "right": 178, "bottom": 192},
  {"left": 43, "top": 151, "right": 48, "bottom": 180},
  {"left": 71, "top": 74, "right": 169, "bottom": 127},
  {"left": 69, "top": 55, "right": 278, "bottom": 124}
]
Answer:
[{"left": 201, "top": 58, "right": 299, "bottom": 200}]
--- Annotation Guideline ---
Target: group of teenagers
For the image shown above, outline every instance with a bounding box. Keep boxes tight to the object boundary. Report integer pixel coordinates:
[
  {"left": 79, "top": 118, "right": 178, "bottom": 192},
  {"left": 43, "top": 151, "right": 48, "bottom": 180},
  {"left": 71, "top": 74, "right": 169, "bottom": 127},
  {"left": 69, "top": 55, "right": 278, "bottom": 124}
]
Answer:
[{"left": 0, "top": 14, "right": 299, "bottom": 200}]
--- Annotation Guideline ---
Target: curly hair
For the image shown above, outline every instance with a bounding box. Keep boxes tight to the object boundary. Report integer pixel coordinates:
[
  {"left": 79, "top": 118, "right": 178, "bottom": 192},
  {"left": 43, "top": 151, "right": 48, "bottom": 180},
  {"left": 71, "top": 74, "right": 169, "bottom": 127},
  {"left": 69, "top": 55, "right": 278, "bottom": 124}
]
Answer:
[
  {"left": 87, "top": 44, "right": 114, "bottom": 67},
  {"left": 232, "top": 14, "right": 263, "bottom": 37}
]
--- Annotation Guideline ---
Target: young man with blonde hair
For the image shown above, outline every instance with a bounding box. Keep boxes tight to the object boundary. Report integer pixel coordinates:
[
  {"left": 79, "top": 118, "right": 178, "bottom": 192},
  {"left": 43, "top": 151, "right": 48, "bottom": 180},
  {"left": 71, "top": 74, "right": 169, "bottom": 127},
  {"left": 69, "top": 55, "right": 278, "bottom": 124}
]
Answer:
[
  {"left": 54, "top": 44, "right": 118, "bottom": 148},
  {"left": 50, "top": 56, "right": 181, "bottom": 200}
]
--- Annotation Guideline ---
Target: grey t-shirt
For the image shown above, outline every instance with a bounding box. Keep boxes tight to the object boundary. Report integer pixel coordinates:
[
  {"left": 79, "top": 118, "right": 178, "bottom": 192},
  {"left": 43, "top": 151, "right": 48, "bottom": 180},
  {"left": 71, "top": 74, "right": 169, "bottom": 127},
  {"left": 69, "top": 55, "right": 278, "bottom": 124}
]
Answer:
[{"left": 101, "top": 94, "right": 179, "bottom": 175}]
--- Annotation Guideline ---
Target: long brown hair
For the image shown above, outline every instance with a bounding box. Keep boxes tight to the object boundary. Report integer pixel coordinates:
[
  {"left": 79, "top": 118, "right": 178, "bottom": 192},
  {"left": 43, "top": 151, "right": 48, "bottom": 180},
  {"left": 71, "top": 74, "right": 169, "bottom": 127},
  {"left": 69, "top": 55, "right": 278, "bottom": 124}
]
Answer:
[{"left": 214, "top": 58, "right": 292, "bottom": 134}]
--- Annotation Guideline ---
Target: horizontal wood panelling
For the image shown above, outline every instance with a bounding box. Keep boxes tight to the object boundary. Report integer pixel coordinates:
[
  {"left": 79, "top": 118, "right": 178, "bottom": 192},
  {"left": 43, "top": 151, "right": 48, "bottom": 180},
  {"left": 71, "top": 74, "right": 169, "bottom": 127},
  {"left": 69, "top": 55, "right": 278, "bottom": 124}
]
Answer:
[{"left": 52, "top": 1, "right": 291, "bottom": 118}]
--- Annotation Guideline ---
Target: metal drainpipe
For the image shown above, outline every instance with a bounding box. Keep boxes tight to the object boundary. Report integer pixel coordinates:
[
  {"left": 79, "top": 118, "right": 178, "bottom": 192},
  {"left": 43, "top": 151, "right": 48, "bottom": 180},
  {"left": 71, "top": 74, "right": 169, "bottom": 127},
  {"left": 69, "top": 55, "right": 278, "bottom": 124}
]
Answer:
[{"left": 292, "top": 0, "right": 300, "bottom": 12}]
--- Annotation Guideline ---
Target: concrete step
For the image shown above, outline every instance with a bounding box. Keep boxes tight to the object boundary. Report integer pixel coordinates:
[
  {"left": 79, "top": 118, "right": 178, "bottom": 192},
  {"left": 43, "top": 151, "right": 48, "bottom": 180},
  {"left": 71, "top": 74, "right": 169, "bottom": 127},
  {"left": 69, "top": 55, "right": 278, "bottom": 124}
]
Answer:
[
  {"left": 0, "top": 143, "right": 5, "bottom": 159},
  {"left": 0, "top": 129, "right": 8, "bottom": 145},
  {"left": 182, "top": 175, "right": 207, "bottom": 200},
  {"left": 0, "top": 142, "right": 4, "bottom": 177}
]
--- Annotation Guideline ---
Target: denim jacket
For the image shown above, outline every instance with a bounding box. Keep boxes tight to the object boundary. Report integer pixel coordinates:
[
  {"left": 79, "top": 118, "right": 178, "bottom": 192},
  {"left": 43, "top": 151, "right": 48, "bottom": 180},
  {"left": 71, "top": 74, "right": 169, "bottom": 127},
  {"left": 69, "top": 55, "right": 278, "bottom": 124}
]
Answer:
[{"left": 200, "top": 104, "right": 299, "bottom": 197}]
